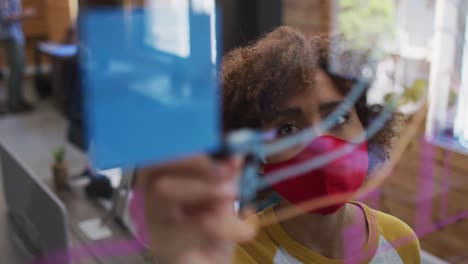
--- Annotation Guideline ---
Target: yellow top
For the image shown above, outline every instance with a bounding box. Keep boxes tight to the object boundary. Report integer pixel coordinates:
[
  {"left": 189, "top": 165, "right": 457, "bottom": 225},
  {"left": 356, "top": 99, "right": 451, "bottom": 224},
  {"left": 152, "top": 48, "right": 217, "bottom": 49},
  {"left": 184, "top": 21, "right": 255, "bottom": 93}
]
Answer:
[{"left": 234, "top": 202, "right": 420, "bottom": 264}]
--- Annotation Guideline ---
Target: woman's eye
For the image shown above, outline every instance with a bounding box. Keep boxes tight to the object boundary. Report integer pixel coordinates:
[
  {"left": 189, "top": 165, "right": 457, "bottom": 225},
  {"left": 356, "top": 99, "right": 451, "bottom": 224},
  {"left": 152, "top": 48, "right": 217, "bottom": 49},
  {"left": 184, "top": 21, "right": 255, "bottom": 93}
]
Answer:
[{"left": 278, "top": 124, "right": 299, "bottom": 136}]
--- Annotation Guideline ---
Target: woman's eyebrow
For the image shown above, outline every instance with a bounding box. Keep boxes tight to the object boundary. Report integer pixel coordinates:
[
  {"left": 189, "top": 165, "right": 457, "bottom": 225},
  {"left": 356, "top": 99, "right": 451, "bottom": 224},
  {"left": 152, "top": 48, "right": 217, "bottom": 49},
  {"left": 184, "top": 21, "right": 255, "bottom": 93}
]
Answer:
[
  {"left": 272, "top": 107, "right": 304, "bottom": 117},
  {"left": 319, "top": 101, "right": 343, "bottom": 113},
  {"left": 264, "top": 107, "right": 304, "bottom": 124}
]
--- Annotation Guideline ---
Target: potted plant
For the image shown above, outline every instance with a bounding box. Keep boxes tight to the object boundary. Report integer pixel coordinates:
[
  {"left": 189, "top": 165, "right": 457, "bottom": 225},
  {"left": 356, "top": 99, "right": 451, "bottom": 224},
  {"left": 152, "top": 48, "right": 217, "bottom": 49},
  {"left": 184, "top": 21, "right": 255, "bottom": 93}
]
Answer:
[{"left": 52, "top": 146, "right": 68, "bottom": 190}]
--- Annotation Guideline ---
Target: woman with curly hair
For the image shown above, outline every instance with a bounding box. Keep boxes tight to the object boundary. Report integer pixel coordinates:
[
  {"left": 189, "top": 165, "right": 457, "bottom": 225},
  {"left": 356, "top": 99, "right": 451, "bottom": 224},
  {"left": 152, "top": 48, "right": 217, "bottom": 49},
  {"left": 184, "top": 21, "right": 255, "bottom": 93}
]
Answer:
[{"left": 135, "top": 26, "right": 420, "bottom": 264}]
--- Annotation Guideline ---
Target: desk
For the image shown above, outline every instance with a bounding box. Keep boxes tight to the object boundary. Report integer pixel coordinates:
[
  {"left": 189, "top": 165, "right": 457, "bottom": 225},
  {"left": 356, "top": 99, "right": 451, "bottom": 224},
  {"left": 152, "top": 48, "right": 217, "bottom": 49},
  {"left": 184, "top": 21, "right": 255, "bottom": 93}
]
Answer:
[
  {"left": 0, "top": 194, "right": 35, "bottom": 264},
  {"left": 1, "top": 183, "right": 153, "bottom": 264}
]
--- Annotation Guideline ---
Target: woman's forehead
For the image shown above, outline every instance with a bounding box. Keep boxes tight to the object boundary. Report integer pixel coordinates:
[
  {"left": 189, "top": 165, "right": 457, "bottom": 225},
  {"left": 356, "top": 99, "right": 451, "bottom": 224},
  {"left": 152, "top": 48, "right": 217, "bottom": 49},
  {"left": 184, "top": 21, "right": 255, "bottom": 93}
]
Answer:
[{"left": 277, "top": 70, "right": 345, "bottom": 109}]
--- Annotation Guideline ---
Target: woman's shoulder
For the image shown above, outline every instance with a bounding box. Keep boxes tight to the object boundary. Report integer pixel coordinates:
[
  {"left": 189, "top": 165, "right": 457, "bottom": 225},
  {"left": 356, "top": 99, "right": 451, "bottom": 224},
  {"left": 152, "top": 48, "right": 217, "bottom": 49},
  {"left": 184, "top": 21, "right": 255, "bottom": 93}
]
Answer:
[{"left": 362, "top": 203, "right": 421, "bottom": 263}]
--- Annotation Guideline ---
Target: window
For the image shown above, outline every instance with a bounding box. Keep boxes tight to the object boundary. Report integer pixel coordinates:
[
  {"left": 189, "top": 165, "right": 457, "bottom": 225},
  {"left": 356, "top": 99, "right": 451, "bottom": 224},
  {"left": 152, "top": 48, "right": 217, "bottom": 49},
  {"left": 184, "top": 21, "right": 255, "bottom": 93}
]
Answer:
[{"left": 426, "top": 0, "right": 468, "bottom": 154}]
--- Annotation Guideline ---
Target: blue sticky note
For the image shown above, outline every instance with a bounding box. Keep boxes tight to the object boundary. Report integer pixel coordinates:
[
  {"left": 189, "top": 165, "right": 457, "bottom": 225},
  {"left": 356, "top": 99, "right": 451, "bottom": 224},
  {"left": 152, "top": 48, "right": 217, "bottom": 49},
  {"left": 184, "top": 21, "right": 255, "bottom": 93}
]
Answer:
[{"left": 79, "top": 5, "right": 221, "bottom": 169}]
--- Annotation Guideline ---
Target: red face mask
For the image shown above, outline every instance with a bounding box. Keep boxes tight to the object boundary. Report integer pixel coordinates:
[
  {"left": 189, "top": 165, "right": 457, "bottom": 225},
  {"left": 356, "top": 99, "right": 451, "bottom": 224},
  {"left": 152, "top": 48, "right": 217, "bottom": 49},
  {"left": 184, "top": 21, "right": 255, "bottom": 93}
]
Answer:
[{"left": 263, "top": 135, "right": 368, "bottom": 215}]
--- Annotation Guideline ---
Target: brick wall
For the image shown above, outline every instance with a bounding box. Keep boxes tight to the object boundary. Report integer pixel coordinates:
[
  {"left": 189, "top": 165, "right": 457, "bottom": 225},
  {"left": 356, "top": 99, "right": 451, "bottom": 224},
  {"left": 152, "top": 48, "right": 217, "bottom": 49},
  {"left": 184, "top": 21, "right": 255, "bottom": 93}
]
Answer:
[{"left": 283, "top": 0, "right": 331, "bottom": 36}]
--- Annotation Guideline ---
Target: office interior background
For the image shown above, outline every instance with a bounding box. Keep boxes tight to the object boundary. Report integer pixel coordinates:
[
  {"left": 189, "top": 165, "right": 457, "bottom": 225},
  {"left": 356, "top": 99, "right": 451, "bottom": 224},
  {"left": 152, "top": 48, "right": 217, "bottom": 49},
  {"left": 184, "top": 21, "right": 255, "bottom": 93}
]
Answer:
[{"left": 0, "top": 0, "right": 468, "bottom": 263}]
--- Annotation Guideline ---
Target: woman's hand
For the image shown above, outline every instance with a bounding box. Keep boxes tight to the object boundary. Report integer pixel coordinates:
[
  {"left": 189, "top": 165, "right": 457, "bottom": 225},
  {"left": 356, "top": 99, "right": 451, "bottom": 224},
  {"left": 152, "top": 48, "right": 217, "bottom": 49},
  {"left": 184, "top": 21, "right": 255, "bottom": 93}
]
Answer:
[
  {"left": 135, "top": 155, "right": 256, "bottom": 264},
  {"left": 23, "top": 7, "right": 37, "bottom": 18}
]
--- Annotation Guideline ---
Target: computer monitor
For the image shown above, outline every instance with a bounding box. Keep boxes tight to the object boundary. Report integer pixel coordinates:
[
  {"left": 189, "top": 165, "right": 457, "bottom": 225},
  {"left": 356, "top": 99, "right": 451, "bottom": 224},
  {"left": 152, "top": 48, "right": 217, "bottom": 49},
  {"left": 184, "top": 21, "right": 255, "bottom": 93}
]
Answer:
[{"left": 0, "top": 142, "right": 71, "bottom": 263}]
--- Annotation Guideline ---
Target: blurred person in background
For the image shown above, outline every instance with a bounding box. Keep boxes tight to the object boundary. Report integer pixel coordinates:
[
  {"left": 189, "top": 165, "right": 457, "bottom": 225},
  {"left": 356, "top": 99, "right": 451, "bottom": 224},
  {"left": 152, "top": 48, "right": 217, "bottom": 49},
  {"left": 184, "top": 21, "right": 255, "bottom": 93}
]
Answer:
[{"left": 0, "top": 0, "right": 35, "bottom": 114}]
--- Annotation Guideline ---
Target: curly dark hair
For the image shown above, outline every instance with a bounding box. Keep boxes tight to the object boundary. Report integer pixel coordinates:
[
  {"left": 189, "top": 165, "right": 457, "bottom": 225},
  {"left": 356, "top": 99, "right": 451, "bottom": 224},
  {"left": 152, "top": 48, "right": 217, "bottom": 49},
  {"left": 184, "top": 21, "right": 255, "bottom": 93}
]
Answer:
[{"left": 221, "top": 26, "right": 404, "bottom": 170}]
